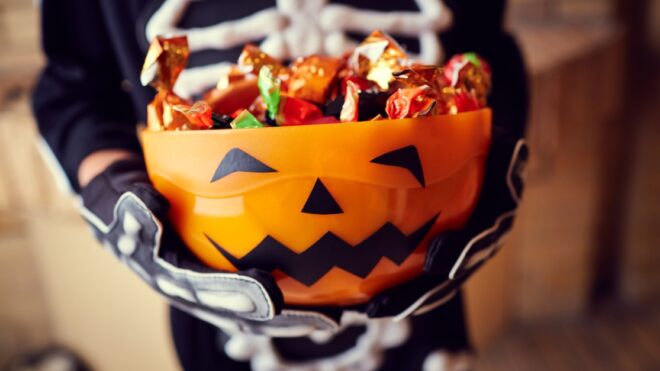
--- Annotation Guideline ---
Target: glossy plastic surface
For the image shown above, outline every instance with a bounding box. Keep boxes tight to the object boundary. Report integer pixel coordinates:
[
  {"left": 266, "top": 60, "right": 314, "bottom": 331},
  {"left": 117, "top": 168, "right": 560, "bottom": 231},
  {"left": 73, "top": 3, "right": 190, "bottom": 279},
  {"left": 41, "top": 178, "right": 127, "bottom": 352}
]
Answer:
[{"left": 141, "top": 109, "right": 492, "bottom": 306}]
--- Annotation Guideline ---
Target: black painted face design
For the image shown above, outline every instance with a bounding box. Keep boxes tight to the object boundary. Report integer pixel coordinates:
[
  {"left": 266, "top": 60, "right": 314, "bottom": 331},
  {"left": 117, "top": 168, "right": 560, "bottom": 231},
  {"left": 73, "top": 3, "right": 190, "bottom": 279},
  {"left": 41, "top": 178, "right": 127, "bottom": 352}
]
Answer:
[
  {"left": 206, "top": 145, "right": 436, "bottom": 286},
  {"left": 211, "top": 148, "right": 277, "bottom": 182}
]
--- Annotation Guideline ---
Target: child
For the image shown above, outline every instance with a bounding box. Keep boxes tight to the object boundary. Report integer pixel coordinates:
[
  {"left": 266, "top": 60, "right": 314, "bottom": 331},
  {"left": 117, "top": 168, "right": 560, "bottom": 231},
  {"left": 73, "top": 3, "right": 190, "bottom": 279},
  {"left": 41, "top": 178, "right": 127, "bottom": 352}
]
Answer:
[{"left": 33, "top": 0, "right": 528, "bottom": 370}]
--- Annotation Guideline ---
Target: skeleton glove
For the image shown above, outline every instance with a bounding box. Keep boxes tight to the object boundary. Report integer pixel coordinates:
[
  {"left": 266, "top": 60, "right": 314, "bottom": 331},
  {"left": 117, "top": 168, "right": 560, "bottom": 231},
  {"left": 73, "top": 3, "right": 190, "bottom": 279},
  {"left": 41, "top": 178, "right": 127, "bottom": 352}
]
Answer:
[
  {"left": 366, "top": 129, "right": 528, "bottom": 319},
  {"left": 79, "top": 158, "right": 288, "bottom": 328}
]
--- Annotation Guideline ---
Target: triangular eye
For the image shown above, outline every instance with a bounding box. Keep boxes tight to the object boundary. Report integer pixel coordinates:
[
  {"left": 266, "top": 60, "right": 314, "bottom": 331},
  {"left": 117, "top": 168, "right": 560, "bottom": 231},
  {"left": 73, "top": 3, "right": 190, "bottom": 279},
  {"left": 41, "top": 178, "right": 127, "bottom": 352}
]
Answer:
[
  {"left": 211, "top": 148, "right": 277, "bottom": 183},
  {"left": 371, "top": 145, "right": 425, "bottom": 187}
]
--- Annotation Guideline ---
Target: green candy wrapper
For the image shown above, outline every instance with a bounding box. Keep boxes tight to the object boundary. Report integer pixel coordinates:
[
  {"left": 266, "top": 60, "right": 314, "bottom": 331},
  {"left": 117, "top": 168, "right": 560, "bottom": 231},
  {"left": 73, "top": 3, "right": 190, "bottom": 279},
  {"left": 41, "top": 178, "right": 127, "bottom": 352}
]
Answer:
[
  {"left": 230, "top": 110, "right": 265, "bottom": 129},
  {"left": 258, "top": 66, "right": 281, "bottom": 121}
]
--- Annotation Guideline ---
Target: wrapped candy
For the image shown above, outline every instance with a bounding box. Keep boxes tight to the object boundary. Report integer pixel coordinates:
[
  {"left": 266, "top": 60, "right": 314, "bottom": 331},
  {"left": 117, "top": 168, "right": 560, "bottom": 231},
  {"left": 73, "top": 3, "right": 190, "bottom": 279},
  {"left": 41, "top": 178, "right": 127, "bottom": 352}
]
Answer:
[
  {"left": 142, "top": 36, "right": 193, "bottom": 131},
  {"left": 340, "top": 80, "right": 360, "bottom": 122},
  {"left": 143, "top": 33, "right": 493, "bottom": 131},
  {"left": 442, "top": 88, "right": 480, "bottom": 114},
  {"left": 392, "top": 65, "right": 446, "bottom": 94},
  {"left": 173, "top": 101, "right": 214, "bottom": 130},
  {"left": 276, "top": 96, "right": 324, "bottom": 126},
  {"left": 351, "top": 30, "right": 408, "bottom": 90},
  {"left": 204, "top": 79, "right": 261, "bottom": 116},
  {"left": 231, "top": 110, "right": 265, "bottom": 129},
  {"left": 288, "top": 56, "right": 343, "bottom": 104},
  {"left": 386, "top": 86, "right": 436, "bottom": 119},
  {"left": 147, "top": 92, "right": 192, "bottom": 131},
  {"left": 340, "top": 75, "right": 374, "bottom": 96},
  {"left": 238, "top": 44, "right": 290, "bottom": 80},
  {"left": 258, "top": 66, "right": 281, "bottom": 120},
  {"left": 444, "top": 52, "right": 491, "bottom": 106},
  {"left": 141, "top": 36, "right": 190, "bottom": 91}
]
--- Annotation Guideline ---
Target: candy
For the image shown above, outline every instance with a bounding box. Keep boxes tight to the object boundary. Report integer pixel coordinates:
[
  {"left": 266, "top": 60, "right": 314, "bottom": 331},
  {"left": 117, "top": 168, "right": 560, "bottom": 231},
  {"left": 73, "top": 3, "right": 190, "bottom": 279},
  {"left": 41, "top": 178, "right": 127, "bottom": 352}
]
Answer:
[
  {"left": 341, "top": 75, "right": 374, "bottom": 95},
  {"left": 248, "top": 95, "right": 268, "bottom": 122},
  {"left": 143, "top": 34, "right": 493, "bottom": 131},
  {"left": 351, "top": 30, "right": 408, "bottom": 90},
  {"left": 276, "top": 96, "right": 323, "bottom": 126},
  {"left": 288, "top": 56, "right": 343, "bottom": 104},
  {"left": 161, "top": 92, "right": 192, "bottom": 130},
  {"left": 173, "top": 101, "right": 214, "bottom": 129},
  {"left": 141, "top": 36, "right": 189, "bottom": 91},
  {"left": 204, "top": 79, "right": 260, "bottom": 115},
  {"left": 444, "top": 52, "right": 491, "bottom": 106},
  {"left": 392, "top": 65, "right": 446, "bottom": 93},
  {"left": 386, "top": 86, "right": 436, "bottom": 119},
  {"left": 238, "top": 44, "right": 289, "bottom": 79},
  {"left": 230, "top": 110, "right": 265, "bottom": 129},
  {"left": 340, "top": 80, "right": 360, "bottom": 122},
  {"left": 258, "top": 66, "right": 281, "bottom": 120},
  {"left": 445, "top": 89, "right": 480, "bottom": 114},
  {"left": 142, "top": 36, "right": 191, "bottom": 131}
]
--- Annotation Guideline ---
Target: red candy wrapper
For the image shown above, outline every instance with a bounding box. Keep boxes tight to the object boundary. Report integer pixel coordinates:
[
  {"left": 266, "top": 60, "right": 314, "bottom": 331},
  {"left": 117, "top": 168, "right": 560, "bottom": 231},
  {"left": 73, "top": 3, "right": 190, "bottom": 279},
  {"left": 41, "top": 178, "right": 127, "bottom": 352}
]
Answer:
[
  {"left": 276, "top": 96, "right": 324, "bottom": 126},
  {"left": 444, "top": 52, "right": 492, "bottom": 107},
  {"left": 386, "top": 86, "right": 436, "bottom": 119}
]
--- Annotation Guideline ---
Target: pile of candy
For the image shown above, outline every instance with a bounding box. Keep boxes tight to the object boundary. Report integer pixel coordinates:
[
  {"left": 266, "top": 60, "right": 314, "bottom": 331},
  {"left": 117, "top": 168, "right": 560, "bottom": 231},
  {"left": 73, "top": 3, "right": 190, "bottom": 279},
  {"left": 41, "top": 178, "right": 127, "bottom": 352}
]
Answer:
[{"left": 142, "top": 31, "right": 491, "bottom": 131}]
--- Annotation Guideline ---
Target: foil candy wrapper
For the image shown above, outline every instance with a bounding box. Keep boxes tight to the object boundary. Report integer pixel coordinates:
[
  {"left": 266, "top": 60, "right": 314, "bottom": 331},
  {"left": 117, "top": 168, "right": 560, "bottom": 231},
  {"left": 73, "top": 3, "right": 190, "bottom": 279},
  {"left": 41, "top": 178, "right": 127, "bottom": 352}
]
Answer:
[
  {"left": 258, "top": 65, "right": 282, "bottom": 120},
  {"left": 231, "top": 110, "right": 264, "bottom": 129},
  {"left": 276, "top": 96, "right": 324, "bottom": 126},
  {"left": 386, "top": 85, "right": 437, "bottom": 119},
  {"left": 173, "top": 101, "right": 214, "bottom": 130},
  {"left": 141, "top": 36, "right": 189, "bottom": 91},
  {"left": 147, "top": 92, "right": 191, "bottom": 131},
  {"left": 350, "top": 30, "right": 408, "bottom": 90},
  {"left": 444, "top": 52, "right": 492, "bottom": 107},
  {"left": 288, "top": 55, "right": 343, "bottom": 104},
  {"left": 238, "top": 44, "right": 290, "bottom": 80},
  {"left": 340, "top": 80, "right": 360, "bottom": 122}
]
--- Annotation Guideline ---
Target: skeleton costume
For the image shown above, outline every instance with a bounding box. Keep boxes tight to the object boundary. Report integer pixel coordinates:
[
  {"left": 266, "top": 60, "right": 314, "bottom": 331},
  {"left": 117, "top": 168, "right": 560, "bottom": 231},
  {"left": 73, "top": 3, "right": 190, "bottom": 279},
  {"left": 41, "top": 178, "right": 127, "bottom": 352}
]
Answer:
[{"left": 32, "top": 0, "right": 528, "bottom": 370}]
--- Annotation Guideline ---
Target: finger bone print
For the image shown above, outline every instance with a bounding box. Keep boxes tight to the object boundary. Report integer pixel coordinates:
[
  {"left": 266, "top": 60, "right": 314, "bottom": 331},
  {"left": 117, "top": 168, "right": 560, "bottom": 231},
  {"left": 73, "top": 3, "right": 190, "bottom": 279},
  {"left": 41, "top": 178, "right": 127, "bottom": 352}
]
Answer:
[{"left": 145, "top": 0, "right": 453, "bottom": 98}]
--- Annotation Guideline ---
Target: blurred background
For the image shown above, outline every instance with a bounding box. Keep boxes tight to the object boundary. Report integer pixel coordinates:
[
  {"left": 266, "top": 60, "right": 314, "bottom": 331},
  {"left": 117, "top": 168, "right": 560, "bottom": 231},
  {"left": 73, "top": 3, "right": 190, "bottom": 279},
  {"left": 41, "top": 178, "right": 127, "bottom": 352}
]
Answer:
[{"left": 0, "top": 0, "right": 659, "bottom": 370}]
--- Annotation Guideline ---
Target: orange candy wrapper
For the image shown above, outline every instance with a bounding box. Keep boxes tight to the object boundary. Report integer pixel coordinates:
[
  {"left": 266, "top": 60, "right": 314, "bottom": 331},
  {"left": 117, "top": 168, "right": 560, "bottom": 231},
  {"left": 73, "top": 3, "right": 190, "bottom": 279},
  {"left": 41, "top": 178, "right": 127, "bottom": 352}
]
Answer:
[
  {"left": 238, "top": 44, "right": 290, "bottom": 80},
  {"left": 143, "top": 31, "right": 492, "bottom": 131},
  {"left": 288, "top": 56, "right": 343, "bottom": 104},
  {"left": 142, "top": 36, "right": 192, "bottom": 131}
]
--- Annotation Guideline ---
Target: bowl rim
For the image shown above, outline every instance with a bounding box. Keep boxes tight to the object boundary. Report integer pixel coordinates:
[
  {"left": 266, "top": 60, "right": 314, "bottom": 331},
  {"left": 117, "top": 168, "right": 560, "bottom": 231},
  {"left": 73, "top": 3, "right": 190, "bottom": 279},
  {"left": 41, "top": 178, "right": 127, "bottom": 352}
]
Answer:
[{"left": 142, "top": 108, "right": 492, "bottom": 137}]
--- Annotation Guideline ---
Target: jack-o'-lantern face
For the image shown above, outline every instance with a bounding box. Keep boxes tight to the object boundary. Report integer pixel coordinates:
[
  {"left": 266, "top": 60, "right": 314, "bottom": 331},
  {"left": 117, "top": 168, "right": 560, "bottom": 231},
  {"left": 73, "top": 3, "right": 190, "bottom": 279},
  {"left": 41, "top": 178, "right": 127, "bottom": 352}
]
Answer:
[{"left": 142, "top": 109, "right": 491, "bottom": 306}]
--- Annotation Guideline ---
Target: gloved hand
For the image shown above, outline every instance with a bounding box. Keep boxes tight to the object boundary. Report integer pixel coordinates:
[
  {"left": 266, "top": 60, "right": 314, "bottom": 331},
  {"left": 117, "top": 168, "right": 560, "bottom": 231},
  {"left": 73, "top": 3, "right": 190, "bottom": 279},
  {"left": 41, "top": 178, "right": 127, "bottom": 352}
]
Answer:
[
  {"left": 364, "top": 129, "right": 528, "bottom": 319},
  {"left": 80, "top": 157, "right": 340, "bottom": 336}
]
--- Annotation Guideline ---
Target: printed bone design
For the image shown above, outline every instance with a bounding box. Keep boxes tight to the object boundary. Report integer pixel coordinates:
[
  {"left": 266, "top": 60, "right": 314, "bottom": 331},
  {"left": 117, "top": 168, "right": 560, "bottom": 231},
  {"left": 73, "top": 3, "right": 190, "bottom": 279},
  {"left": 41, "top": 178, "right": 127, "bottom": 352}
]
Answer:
[
  {"left": 206, "top": 214, "right": 438, "bottom": 286},
  {"left": 145, "top": 0, "right": 451, "bottom": 98}
]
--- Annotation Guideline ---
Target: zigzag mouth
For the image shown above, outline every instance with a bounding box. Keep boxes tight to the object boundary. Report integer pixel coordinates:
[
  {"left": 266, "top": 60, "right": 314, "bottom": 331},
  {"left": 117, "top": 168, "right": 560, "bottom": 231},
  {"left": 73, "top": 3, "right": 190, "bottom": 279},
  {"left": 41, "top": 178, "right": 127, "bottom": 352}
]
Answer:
[{"left": 205, "top": 213, "right": 440, "bottom": 287}]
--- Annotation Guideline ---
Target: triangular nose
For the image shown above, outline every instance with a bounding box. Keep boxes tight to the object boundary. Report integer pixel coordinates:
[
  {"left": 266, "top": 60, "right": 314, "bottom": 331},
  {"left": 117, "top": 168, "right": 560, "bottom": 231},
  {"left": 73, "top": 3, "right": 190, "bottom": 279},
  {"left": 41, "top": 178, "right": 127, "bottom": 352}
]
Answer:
[{"left": 302, "top": 179, "right": 343, "bottom": 215}]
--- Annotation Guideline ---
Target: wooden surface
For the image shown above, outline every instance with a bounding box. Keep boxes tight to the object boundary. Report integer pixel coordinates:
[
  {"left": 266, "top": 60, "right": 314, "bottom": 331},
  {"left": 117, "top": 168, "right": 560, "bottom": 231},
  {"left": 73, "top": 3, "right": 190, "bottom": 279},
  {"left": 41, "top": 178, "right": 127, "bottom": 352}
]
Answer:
[{"left": 476, "top": 304, "right": 660, "bottom": 371}]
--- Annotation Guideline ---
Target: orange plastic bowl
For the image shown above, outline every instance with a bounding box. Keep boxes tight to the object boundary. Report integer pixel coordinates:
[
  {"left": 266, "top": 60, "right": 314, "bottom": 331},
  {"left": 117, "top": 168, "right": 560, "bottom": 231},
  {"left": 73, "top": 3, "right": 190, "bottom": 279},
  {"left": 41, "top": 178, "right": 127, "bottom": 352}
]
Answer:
[{"left": 141, "top": 109, "right": 492, "bottom": 306}]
